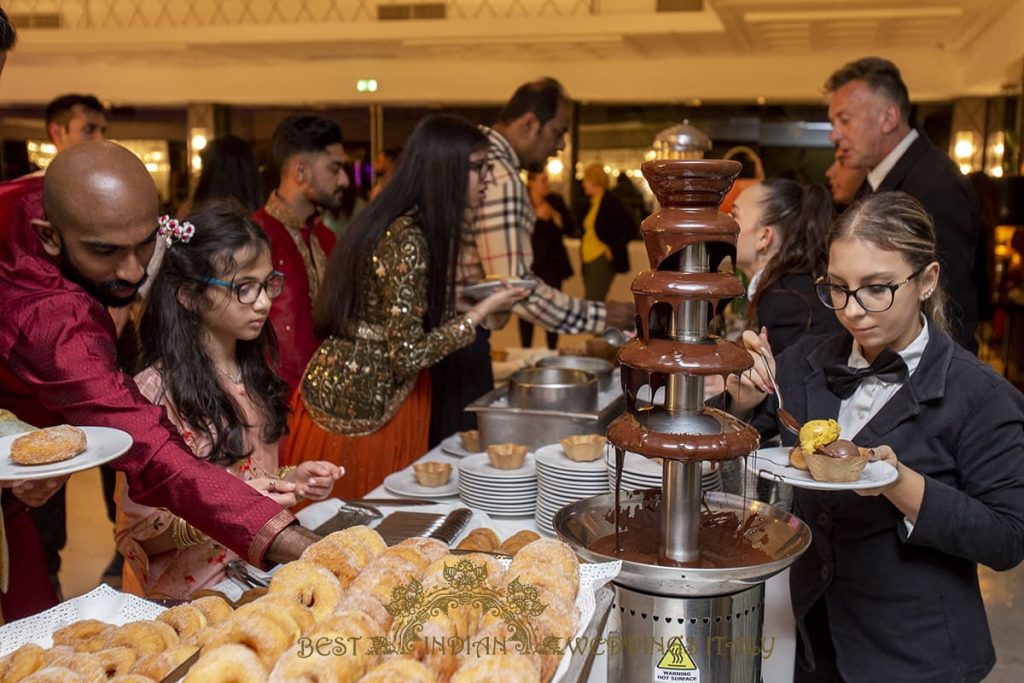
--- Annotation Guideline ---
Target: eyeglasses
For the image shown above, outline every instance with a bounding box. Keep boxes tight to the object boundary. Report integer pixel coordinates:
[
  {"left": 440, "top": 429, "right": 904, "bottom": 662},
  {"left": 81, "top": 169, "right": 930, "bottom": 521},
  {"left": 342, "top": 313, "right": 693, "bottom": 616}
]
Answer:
[
  {"left": 469, "top": 158, "right": 494, "bottom": 181},
  {"left": 815, "top": 266, "right": 925, "bottom": 313},
  {"left": 201, "top": 271, "right": 286, "bottom": 304}
]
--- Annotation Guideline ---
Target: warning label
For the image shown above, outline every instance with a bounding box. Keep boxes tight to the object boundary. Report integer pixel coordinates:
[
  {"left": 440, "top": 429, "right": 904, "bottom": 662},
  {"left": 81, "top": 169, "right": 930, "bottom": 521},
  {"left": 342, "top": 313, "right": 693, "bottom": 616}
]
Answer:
[{"left": 653, "top": 636, "right": 700, "bottom": 682}]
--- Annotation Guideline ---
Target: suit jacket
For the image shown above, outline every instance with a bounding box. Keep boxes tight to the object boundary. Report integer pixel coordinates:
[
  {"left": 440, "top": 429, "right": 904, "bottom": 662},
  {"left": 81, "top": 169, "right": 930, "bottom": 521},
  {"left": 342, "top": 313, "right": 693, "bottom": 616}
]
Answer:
[
  {"left": 875, "top": 132, "right": 981, "bottom": 349},
  {"left": 751, "top": 325, "right": 1024, "bottom": 682},
  {"left": 753, "top": 272, "right": 844, "bottom": 353},
  {"left": 529, "top": 193, "right": 574, "bottom": 287},
  {"left": 592, "top": 192, "right": 634, "bottom": 273}
]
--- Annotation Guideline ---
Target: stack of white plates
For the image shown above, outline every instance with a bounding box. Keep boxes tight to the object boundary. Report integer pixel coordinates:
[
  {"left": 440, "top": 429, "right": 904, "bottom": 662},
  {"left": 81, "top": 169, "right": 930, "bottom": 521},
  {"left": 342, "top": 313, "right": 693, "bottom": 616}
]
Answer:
[
  {"left": 533, "top": 443, "right": 610, "bottom": 536},
  {"left": 457, "top": 452, "right": 537, "bottom": 516},
  {"left": 606, "top": 451, "right": 722, "bottom": 492}
]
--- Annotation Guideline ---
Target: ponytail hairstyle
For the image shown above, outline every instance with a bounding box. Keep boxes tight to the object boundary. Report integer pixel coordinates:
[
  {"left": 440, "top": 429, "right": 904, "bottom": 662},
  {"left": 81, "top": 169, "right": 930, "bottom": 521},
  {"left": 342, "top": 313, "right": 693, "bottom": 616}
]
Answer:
[
  {"left": 748, "top": 178, "right": 835, "bottom": 330},
  {"left": 828, "top": 191, "right": 949, "bottom": 332},
  {"left": 139, "top": 198, "right": 290, "bottom": 466}
]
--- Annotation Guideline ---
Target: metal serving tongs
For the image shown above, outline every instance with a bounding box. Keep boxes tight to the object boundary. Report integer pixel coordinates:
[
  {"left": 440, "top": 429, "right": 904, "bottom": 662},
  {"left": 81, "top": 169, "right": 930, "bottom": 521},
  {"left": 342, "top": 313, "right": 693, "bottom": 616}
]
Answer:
[
  {"left": 757, "top": 347, "right": 801, "bottom": 436},
  {"left": 225, "top": 559, "right": 269, "bottom": 589}
]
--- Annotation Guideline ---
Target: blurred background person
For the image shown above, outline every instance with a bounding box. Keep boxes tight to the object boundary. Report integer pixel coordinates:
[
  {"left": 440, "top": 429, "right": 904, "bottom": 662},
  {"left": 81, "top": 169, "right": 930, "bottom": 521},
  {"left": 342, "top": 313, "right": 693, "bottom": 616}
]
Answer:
[
  {"left": 608, "top": 171, "right": 645, "bottom": 237},
  {"left": 732, "top": 178, "right": 844, "bottom": 352},
  {"left": 579, "top": 162, "right": 634, "bottom": 301},
  {"left": 179, "top": 135, "right": 264, "bottom": 217},
  {"left": 825, "top": 156, "right": 868, "bottom": 211},
  {"left": 370, "top": 147, "right": 400, "bottom": 199},
  {"left": 520, "top": 171, "right": 576, "bottom": 349}
]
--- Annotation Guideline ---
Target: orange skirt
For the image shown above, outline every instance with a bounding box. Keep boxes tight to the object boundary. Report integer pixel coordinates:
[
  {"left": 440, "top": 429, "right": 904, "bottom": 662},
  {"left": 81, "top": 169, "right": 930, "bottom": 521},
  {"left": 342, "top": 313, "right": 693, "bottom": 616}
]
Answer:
[{"left": 282, "top": 371, "right": 431, "bottom": 500}]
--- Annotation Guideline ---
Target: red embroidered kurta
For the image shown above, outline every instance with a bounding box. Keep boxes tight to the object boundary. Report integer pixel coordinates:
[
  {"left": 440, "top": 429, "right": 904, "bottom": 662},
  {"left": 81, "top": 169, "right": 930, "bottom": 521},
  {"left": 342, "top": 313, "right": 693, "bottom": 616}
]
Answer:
[
  {"left": 251, "top": 194, "right": 336, "bottom": 390},
  {"left": 0, "top": 245, "right": 296, "bottom": 569}
]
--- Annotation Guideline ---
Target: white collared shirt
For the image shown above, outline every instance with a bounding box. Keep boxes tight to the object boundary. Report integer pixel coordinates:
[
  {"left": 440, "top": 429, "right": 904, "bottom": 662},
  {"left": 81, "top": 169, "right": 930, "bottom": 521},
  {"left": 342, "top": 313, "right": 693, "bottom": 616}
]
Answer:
[
  {"left": 747, "top": 268, "right": 764, "bottom": 300},
  {"left": 867, "top": 129, "right": 919, "bottom": 191},
  {"left": 837, "top": 316, "right": 929, "bottom": 439}
]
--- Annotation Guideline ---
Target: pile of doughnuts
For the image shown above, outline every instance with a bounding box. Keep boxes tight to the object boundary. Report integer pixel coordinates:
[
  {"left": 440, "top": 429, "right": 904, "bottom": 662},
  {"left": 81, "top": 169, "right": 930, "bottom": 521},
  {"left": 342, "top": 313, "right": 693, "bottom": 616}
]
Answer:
[
  {"left": 0, "top": 594, "right": 231, "bottom": 682},
  {"left": 0, "top": 529, "right": 582, "bottom": 683}
]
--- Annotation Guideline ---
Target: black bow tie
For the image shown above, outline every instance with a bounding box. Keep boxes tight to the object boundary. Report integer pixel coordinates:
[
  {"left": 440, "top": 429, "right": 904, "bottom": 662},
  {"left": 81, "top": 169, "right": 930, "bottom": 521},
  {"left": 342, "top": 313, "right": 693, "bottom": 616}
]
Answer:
[{"left": 824, "top": 348, "right": 909, "bottom": 399}]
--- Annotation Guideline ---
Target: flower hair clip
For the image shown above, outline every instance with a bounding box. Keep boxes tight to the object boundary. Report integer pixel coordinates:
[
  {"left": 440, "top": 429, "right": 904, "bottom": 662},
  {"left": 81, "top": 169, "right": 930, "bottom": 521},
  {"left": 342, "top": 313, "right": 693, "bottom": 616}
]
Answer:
[{"left": 158, "top": 214, "right": 196, "bottom": 247}]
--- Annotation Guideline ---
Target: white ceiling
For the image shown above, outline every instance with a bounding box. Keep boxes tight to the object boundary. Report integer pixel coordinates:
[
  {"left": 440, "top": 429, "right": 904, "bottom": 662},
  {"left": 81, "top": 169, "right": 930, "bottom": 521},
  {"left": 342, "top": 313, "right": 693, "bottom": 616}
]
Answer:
[{"left": 2, "top": 0, "right": 1021, "bottom": 104}]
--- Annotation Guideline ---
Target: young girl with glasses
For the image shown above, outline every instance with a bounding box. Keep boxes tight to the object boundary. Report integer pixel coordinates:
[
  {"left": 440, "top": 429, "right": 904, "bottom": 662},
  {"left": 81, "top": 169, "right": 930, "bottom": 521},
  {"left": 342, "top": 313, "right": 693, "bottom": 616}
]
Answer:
[
  {"left": 115, "top": 199, "right": 341, "bottom": 599},
  {"left": 726, "top": 192, "right": 1024, "bottom": 681}
]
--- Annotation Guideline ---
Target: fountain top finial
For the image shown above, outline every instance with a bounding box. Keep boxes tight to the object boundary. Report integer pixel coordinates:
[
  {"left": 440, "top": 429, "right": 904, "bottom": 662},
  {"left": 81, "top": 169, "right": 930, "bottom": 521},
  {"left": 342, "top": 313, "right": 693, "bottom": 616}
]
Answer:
[{"left": 652, "top": 119, "right": 712, "bottom": 160}]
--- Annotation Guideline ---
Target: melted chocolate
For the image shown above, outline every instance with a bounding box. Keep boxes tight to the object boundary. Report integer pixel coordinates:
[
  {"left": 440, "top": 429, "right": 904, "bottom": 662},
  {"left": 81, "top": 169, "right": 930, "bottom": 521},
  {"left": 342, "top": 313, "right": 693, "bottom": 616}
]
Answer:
[
  {"left": 817, "top": 439, "right": 861, "bottom": 459},
  {"left": 607, "top": 411, "right": 759, "bottom": 462},
  {"left": 618, "top": 337, "right": 754, "bottom": 377}
]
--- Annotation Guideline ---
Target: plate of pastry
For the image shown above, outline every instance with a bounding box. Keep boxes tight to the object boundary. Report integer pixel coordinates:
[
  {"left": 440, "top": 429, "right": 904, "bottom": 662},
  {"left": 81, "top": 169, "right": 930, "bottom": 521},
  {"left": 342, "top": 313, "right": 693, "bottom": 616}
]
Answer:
[
  {"left": 748, "top": 445, "right": 898, "bottom": 492},
  {"left": 460, "top": 278, "right": 537, "bottom": 301},
  {"left": 0, "top": 426, "right": 133, "bottom": 481}
]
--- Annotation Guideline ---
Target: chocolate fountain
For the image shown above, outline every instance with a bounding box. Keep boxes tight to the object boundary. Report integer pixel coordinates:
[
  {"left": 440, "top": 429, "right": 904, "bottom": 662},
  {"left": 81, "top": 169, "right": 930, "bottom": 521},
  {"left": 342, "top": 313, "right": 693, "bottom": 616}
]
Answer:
[{"left": 555, "top": 154, "right": 811, "bottom": 682}]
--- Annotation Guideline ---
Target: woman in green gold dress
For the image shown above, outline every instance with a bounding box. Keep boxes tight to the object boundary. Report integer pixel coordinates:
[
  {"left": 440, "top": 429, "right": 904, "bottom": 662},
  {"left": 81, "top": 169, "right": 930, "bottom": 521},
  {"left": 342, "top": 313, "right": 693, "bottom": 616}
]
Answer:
[{"left": 282, "top": 115, "right": 526, "bottom": 497}]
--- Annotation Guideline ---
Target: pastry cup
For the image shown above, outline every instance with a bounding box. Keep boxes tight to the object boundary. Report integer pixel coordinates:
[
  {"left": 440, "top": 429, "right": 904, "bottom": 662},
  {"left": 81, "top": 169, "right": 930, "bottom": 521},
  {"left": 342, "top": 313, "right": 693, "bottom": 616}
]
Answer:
[
  {"left": 560, "top": 434, "right": 607, "bottom": 462},
  {"left": 412, "top": 462, "right": 453, "bottom": 487},
  {"left": 486, "top": 443, "right": 528, "bottom": 470},
  {"left": 490, "top": 349, "right": 510, "bottom": 362},
  {"left": 804, "top": 448, "right": 869, "bottom": 483},
  {"left": 458, "top": 430, "right": 482, "bottom": 453}
]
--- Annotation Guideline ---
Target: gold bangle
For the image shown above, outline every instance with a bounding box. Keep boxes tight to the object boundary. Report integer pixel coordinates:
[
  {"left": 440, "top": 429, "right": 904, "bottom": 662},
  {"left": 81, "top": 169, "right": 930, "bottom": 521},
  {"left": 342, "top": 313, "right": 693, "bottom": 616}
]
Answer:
[
  {"left": 171, "top": 517, "right": 208, "bottom": 549},
  {"left": 277, "top": 465, "right": 297, "bottom": 479}
]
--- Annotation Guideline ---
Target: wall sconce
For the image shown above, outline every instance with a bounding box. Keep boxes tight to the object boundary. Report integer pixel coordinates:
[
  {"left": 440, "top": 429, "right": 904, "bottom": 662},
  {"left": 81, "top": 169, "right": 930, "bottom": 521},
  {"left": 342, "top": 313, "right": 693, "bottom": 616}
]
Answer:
[
  {"left": 953, "top": 131, "right": 977, "bottom": 175},
  {"left": 987, "top": 131, "right": 1006, "bottom": 178},
  {"left": 189, "top": 127, "right": 209, "bottom": 174}
]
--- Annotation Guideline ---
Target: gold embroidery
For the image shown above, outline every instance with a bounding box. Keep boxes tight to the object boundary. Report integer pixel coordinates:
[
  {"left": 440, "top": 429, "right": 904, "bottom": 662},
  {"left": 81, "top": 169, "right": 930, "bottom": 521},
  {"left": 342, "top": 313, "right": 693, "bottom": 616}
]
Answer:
[{"left": 264, "top": 192, "right": 328, "bottom": 305}]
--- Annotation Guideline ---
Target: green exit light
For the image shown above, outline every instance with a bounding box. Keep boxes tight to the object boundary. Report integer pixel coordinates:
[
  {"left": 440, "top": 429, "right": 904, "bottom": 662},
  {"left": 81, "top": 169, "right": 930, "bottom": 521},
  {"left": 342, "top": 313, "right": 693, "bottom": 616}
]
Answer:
[{"left": 356, "top": 79, "right": 379, "bottom": 93}]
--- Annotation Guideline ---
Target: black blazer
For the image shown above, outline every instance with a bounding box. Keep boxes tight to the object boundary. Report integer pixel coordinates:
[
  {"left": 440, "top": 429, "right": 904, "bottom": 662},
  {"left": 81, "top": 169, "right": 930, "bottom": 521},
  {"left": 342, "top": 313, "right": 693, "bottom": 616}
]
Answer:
[
  {"left": 753, "top": 273, "right": 844, "bottom": 353},
  {"left": 529, "top": 193, "right": 574, "bottom": 287},
  {"left": 874, "top": 132, "right": 981, "bottom": 349},
  {"left": 591, "top": 193, "right": 634, "bottom": 274},
  {"left": 751, "top": 325, "right": 1024, "bottom": 682}
]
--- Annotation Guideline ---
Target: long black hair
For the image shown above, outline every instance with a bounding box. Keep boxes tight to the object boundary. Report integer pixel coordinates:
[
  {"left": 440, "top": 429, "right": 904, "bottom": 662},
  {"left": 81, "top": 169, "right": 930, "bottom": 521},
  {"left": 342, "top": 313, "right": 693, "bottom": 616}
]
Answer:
[
  {"left": 315, "top": 115, "right": 487, "bottom": 336},
  {"left": 140, "top": 198, "right": 289, "bottom": 466},
  {"left": 192, "top": 135, "right": 264, "bottom": 214},
  {"left": 748, "top": 178, "right": 834, "bottom": 330}
]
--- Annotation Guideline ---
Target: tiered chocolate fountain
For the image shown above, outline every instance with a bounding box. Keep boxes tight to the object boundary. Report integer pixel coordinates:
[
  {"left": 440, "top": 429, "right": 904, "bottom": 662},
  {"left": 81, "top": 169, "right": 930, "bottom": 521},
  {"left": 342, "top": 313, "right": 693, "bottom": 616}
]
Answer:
[{"left": 555, "top": 158, "right": 811, "bottom": 682}]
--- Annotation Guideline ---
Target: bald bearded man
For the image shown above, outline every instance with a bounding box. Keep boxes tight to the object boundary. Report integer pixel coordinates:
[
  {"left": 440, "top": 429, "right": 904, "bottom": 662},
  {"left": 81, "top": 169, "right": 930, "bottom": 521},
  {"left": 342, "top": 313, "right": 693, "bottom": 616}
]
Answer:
[{"left": 0, "top": 142, "right": 321, "bottom": 617}]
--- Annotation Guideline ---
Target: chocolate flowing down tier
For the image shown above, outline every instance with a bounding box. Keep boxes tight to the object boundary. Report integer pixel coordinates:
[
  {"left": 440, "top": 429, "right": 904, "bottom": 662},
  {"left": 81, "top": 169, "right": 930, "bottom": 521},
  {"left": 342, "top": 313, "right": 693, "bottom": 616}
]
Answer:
[
  {"left": 641, "top": 160, "right": 739, "bottom": 208},
  {"left": 618, "top": 338, "right": 753, "bottom": 377},
  {"left": 607, "top": 409, "right": 759, "bottom": 461},
  {"left": 640, "top": 210, "right": 739, "bottom": 271}
]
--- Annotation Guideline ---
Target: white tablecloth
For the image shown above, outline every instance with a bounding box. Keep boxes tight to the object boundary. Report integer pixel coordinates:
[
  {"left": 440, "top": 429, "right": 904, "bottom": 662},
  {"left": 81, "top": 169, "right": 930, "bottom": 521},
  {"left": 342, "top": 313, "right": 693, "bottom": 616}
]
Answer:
[{"left": 367, "top": 444, "right": 797, "bottom": 683}]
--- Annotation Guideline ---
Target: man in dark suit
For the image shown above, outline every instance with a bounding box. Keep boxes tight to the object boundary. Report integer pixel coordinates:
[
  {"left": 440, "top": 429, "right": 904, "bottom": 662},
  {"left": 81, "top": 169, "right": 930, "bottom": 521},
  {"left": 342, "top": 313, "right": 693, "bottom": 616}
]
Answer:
[{"left": 825, "top": 57, "right": 981, "bottom": 350}]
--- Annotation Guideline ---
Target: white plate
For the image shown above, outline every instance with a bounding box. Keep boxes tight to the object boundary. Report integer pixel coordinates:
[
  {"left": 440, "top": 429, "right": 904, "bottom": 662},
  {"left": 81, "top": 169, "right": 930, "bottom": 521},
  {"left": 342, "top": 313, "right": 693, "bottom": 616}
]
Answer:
[
  {"left": 383, "top": 468, "right": 459, "bottom": 498},
  {"left": 459, "top": 452, "right": 536, "bottom": 479},
  {"left": 0, "top": 427, "right": 133, "bottom": 482},
  {"left": 535, "top": 443, "right": 608, "bottom": 473},
  {"left": 439, "top": 434, "right": 482, "bottom": 458},
  {"left": 460, "top": 279, "right": 538, "bottom": 301},
  {"left": 747, "top": 446, "right": 899, "bottom": 491}
]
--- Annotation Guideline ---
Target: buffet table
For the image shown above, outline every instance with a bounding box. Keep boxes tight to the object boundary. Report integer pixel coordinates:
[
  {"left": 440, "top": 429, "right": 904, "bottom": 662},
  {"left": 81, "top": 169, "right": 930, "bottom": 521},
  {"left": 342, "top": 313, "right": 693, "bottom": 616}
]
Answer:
[{"left": 370, "top": 443, "right": 798, "bottom": 683}]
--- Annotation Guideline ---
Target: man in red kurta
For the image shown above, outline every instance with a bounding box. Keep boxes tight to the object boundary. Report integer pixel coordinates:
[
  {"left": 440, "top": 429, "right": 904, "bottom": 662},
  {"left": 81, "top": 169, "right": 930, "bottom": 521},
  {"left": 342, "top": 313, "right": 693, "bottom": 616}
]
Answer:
[
  {"left": 0, "top": 141, "right": 320, "bottom": 619},
  {"left": 250, "top": 115, "right": 346, "bottom": 390}
]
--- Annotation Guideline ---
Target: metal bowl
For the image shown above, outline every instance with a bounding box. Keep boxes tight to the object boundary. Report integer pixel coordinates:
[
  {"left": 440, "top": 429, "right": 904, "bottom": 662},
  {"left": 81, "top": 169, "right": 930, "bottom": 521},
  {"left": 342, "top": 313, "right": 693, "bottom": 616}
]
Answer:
[
  {"left": 507, "top": 367, "right": 598, "bottom": 413},
  {"left": 554, "top": 490, "right": 811, "bottom": 596},
  {"left": 536, "top": 355, "right": 615, "bottom": 391}
]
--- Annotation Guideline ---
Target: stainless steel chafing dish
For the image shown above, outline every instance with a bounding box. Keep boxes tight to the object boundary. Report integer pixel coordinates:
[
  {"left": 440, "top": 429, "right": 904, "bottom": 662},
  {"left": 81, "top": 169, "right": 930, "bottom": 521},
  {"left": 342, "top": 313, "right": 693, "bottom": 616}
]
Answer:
[{"left": 465, "top": 381, "right": 625, "bottom": 451}]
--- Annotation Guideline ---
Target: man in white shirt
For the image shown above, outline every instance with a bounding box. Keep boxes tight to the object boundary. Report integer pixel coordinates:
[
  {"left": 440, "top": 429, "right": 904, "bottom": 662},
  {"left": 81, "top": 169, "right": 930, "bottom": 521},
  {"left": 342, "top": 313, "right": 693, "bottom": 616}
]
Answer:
[{"left": 824, "top": 57, "right": 981, "bottom": 350}]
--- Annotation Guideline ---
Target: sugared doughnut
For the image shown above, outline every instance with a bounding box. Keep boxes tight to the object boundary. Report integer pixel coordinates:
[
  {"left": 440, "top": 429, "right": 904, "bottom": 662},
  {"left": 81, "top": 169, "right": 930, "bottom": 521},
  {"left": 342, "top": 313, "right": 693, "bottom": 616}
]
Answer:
[
  {"left": 52, "top": 619, "right": 114, "bottom": 652},
  {"left": 268, "top": 560, "right": 343, "bottom": 622},
  {"left": 104, "top": 620, "right": 180, "bottom": 654},
  {"left": 248, "top": 595, "right": 316, "bottom": 636},
  {"left": 157, "top": 604, "right": 208, "bottom": 640},
  {"left": 10, "top": 425, "right": 87, "bottom": 465},
  {"left": 450, "top": 653, "right": 542, "bottom": 683},
  {"left": 300, "top": 540, "right": 361, "bottom": 587},
  {"left": 93, "top": 647, "right": 138, "bottom": 678},
  {"left": 422, "top": 553, "right": 505, "bottom": 591},
  {"left": 504, "top": 565, "right": 577, "bottom": 605},
  {"left": 182, "top": 645, "right": 266, "bottom": 683},
  {"left": 130, "top": 645, "right": 197, "bottom": 680},
  {"left": 376, "top": 546, "right": 433, "bottom": 576},
  {"left": 108, "top": 676, "right": 155, "bottom": 683},
  {"left": 396, "top": 537, "right": 449, "bottom": 562},
  {"left": 268, "top": 645, "right": 357, "bottom": 683},
  {"left": 335, "top": 591, "right": 393, "bottom": 631},
  {"left": 413, "top": 614, "right": 459, "bottom": 682},
  {"left": 359, "top": 658, "right": 436, "bottom": 683},
  {"left": 191, "top": 594, "right": 234, "bottom": 626},
  {"left": 303, "top": 611, "right": 379, "bottom": 677},
  {"left": 205, "top": 612, "right": 291, "bottom": 669},
  {"left": 349, "top": 564, "right": 414, "bottom": 607},
  {"left": 332, "top": 525, "right": 386, "bottom": 559},
  {"left": 234, "top": 599, "right": 305, "bottom": 642},
  {"left": 509, "top": 539, "right": 578, "bottom": 585},
  {"left": 42, "top": 649, "right": 105, "bottom": 682},
  {"left": 20, "top": 667, "right": 84, "bottom": 683},
  {"left": 0, "top": 643, "right": 45, "bottom": 681}
]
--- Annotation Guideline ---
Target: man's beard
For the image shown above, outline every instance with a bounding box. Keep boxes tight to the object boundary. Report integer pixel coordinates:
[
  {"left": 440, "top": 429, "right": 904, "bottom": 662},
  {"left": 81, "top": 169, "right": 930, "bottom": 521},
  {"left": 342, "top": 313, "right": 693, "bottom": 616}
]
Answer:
[
  {"left": 309, "top": 185, "right": 345, "bottom": 212},
  {"left": 57, "top": 242, "right": 146, "bottom": 309}
]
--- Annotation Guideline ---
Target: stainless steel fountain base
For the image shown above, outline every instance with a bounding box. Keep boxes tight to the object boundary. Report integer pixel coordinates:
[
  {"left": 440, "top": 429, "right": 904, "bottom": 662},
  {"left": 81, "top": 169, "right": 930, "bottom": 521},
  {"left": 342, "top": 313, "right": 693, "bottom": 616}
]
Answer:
[{"left": 608, "top": 583, "right": 765, "bottom": 683}]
